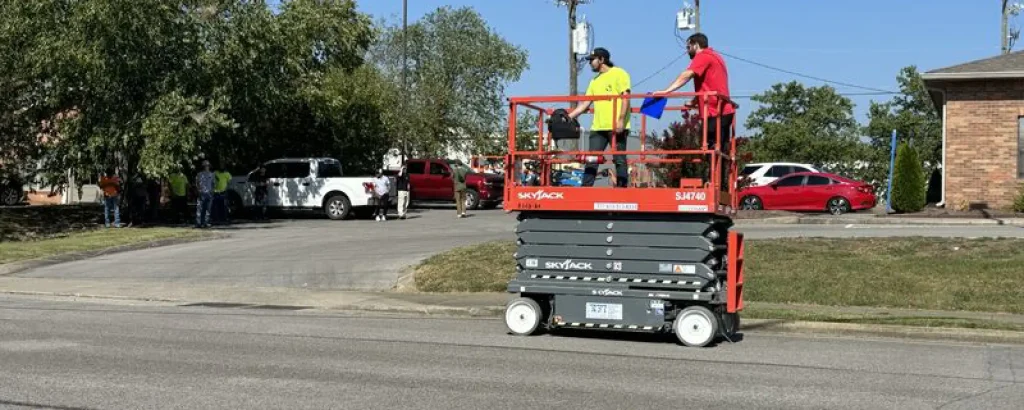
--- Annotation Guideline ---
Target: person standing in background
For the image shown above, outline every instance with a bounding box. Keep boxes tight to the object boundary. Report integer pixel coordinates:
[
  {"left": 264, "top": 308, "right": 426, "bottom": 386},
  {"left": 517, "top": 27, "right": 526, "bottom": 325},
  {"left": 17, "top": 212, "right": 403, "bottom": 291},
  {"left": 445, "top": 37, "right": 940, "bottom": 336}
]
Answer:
[
  {"left": 248, "top": 165, "right": 269, "bottom": 221},
  {"left": 167, "top": 167, "right": 190, "bottom": 224},
  {"left": 195, "top": 160, "right": 215, "bottom": 229},
  {"left": 99, "top": 167, "right": 122, "bottom": 228},
  {"left": 212, "top": 164, "right": 232, "bottom": 225},
  {"left": 372, "top": 169, "right": 391, "bottom": 222},
  {"left": 453, "top": 163, "right": 469, "bottom": 218},
  {"left": 395, "top": 166, "right": 411, "bottom": 220}
]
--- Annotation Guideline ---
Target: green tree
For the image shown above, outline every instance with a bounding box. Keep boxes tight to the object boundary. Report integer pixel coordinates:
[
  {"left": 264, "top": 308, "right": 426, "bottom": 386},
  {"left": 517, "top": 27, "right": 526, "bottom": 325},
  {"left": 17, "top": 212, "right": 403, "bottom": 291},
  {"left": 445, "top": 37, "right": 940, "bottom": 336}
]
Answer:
[
  {"left": 2, "top": 0, "right": 387, "bottom": 186},
  {"left": 865, "top": 66, "right": 942, "bottom": 199},
  {"left": 744, "top": 81, "right": 871, "bottom": 181},
  {"left": 891, "top": 142, "right": 926, "bottom": 213},
  {"left": 372, "top": 6, "right": 529, "bottom": 157}
]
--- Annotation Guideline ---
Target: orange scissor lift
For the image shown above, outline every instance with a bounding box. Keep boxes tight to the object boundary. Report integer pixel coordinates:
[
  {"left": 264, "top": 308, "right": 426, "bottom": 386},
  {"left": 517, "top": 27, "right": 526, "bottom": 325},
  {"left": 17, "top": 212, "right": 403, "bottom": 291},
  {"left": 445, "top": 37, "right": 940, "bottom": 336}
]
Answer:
[{"left": 501, "top": 91, "right": 745, "bottom": 347}]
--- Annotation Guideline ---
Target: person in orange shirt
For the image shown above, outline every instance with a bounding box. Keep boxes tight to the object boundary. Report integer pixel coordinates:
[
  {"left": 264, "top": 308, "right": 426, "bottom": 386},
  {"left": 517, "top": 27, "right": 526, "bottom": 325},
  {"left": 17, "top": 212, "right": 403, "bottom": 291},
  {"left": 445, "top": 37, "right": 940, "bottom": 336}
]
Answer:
[{"left": 98, "top": 167, "right": 122, "bottom": 228}]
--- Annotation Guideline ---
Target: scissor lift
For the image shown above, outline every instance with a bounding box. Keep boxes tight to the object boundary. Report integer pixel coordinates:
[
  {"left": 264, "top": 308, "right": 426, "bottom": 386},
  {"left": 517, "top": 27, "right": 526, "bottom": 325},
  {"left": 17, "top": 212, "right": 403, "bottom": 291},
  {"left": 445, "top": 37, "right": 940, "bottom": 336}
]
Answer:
[{"left": 502, "top": 91, "right": 745, "bottom": 347}]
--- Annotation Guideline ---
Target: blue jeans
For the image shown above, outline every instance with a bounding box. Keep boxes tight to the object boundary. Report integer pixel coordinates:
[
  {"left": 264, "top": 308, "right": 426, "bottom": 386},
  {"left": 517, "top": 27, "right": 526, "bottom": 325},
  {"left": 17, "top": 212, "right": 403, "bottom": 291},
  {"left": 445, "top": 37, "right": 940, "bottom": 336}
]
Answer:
[
  {"left": 196, "top": 193, "right": 213, "bottom": 227},
  {"left": 103, "top": 195, "right": 120, "bottom": 227}
]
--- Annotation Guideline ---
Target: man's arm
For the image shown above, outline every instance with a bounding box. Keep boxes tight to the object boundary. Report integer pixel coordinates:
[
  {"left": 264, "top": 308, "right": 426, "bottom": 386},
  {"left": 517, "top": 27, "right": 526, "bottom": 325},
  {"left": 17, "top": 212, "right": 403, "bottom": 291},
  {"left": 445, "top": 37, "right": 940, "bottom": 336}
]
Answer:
[
  {"left": 658, "top": 70, "right": 695, "bottom": 94},
  {"left": 567, "top": 100, "right": 592, "bottom": 120}
]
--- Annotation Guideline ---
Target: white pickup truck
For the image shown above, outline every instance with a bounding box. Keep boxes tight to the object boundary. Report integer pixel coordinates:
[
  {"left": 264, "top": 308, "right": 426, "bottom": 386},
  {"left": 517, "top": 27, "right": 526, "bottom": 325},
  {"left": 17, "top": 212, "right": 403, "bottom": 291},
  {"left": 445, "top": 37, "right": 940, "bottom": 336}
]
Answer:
[{"left": 227, "top": 157, "right": 390, "bottom": 220}]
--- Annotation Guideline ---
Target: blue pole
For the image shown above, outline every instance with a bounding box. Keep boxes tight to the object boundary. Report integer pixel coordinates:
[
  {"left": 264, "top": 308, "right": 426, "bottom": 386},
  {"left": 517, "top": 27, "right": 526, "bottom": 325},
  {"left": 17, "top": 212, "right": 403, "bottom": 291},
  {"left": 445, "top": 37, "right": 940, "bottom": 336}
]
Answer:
[{"left": 885, "top": 130, "right": 897, "bottom": 213}]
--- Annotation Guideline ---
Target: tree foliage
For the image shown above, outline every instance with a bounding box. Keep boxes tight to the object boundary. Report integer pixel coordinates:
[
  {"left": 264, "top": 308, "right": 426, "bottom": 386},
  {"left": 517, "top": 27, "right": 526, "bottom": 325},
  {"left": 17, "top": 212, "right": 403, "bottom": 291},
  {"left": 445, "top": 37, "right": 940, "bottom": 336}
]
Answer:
[
  {"left": 647, "top": 111, "right": 702, "bottom": 187},
  {"left": 743, "top": 81, "right": 871, "bottom": 181},
  {"left": 891, "top": 142, "right": 926, "bottom": 213},
  {"left": 865, "top": 66, "right": 942, "bottom": 200},
  {"left": 1, "top": 0, "right": 393, "bottom": 187},
  {"left": 372, "top": 6, "right": 528, "bottom": 157}
]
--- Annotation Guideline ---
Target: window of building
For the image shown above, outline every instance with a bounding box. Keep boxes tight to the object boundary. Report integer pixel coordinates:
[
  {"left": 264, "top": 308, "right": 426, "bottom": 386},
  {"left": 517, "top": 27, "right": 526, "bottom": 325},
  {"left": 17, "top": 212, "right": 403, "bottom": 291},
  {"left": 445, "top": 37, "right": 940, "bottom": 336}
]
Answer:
[{"left": 1019, "top": 116, "right": 1024, "bottom": 179}]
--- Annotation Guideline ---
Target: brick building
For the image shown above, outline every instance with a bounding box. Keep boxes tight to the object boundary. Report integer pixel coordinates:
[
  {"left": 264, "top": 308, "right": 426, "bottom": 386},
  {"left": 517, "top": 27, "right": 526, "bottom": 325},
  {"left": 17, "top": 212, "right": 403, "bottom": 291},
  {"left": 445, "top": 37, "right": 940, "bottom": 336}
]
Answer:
[{"left": 923, "top": 51, "right": 1024, "bottom": 210}]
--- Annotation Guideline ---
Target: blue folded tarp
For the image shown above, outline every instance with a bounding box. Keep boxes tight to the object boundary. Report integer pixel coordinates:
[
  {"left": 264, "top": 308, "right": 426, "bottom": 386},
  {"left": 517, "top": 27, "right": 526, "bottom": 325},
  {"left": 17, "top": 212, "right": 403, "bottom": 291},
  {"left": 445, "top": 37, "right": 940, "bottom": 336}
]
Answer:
[{"left": 640, "top": 95, "right": 668, "bottom": 119}]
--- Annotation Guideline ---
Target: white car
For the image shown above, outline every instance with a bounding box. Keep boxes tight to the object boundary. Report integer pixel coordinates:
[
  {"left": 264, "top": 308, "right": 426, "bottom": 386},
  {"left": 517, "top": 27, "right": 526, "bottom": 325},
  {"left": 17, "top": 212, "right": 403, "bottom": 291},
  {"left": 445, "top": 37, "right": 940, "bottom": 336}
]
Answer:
[
  {"left": 227, "top": 158, "right": 386, "bottom": 220},
  {"left": 740, "top": 162, "right": 819, "bottom": 187}
]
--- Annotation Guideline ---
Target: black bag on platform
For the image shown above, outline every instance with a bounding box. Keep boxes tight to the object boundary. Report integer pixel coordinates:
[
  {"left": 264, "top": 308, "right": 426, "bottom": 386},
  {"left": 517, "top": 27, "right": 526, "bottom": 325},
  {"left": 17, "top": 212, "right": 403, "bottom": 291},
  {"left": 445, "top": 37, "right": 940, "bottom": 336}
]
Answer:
[{"left": 547, "top": 108, "right": 580, "bottom": 140}]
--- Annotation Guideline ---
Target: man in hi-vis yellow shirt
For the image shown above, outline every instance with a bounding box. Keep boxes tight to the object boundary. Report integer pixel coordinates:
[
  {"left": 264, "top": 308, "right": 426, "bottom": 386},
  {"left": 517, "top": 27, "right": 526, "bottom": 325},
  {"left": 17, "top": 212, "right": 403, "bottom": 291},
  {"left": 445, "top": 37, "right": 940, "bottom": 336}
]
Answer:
[{"left": 566, "top": 47, "right": 631, "bottom": 187}]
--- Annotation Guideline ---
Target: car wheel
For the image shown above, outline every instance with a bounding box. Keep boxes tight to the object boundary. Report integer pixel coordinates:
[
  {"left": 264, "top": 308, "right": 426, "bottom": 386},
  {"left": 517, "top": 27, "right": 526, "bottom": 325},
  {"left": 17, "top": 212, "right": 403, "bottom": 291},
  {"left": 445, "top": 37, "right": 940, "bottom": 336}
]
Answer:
[
  {"left": 1, "top": 185, "right": 22, "bottom": 206},
  {"left": 465, "top": 189, "right": 481, "bottom": 210},
  {"left": 827, "top": 196, "right": 851, "bottom": 215},
  {"left": 739, "top": 195, "right": 762, "bottom": 211},
  {"left": 324, "top": 194, "right": 351, "bottom": 220}
]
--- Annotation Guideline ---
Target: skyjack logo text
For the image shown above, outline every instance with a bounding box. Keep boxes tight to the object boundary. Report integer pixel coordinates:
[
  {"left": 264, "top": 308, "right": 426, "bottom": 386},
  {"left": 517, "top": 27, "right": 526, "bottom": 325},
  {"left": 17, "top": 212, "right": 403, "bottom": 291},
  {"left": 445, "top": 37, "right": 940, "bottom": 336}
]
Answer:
[
  {"left": 518, "top": 190, "right": 564, "bottom": 200},
  {"left": 545, "top": 259, "right": 593, "bottom": 270}
]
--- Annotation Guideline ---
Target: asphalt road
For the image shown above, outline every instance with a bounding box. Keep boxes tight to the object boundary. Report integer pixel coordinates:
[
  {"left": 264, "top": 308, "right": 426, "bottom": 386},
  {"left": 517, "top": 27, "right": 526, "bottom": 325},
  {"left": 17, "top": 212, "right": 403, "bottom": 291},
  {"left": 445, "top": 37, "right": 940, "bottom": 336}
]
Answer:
[
  {"left": 1, "top": 295, "right": 1022, "bottom": 410},
  {"left": 16, "top": 208, "right": 1024, "bottom": 291}
]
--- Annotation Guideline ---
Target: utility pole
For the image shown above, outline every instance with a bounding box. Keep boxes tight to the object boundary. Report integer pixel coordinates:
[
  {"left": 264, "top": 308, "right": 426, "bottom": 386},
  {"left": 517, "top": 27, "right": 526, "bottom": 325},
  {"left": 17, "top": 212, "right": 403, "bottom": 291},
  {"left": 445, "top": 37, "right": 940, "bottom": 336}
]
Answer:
[
  {"left": 1005, "top": 0, "right": 1010, "bottom": 54},
  {"left": 1003, "top": 1, "right": 1023, "bottom": 54},
  {"left": 402, "top": 0, "right": 409, "bottom": 160},
  {"left": 694, "top": 0, "right": 700, "bottom": 33},
  {"left": 568, "top": 0, "right": 578, "bottom": 103}
]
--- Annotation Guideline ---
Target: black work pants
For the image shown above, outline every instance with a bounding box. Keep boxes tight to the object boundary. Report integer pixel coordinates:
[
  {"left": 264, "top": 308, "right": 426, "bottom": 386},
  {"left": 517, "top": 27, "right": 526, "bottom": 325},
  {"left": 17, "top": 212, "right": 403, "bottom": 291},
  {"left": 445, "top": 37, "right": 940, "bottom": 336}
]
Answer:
[{"left": 582, "top": 130, "right": 629, "bottom": 187}]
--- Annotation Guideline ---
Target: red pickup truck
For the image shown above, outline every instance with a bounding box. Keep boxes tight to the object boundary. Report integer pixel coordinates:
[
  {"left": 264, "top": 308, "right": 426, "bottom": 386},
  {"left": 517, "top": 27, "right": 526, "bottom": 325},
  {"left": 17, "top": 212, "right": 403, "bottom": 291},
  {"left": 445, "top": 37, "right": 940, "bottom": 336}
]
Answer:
[{"left": 404, "top": 159, "right": 503, "bottom": 210}]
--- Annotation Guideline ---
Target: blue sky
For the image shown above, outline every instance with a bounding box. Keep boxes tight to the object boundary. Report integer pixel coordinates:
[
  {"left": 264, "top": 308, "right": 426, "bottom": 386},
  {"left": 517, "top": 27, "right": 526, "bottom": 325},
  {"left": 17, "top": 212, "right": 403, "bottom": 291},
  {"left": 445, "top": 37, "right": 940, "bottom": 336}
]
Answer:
[{"left": 350, "top": 0, "right": 1004, "bottom": 135}]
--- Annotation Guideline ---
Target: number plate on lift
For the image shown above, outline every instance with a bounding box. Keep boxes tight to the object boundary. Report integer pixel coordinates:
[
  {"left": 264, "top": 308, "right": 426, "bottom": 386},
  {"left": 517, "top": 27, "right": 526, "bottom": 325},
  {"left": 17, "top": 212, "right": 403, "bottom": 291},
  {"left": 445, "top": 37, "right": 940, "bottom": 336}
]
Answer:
[{"left": 585, "top": 302, "right": 623, "bottom": 320}]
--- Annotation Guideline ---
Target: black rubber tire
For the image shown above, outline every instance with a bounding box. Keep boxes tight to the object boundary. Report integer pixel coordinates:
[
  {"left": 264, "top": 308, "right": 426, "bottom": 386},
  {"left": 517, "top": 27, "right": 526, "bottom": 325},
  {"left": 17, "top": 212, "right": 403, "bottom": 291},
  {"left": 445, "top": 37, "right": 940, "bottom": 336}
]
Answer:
[
  {"left": 324, "top": 194, "right": 351, "bottom": 220},
  {"left": 465, "top": 189, "right": 481, "bottom": 210},
  {"left": 1, "top": 185, "right": 22, "bottom": 206},
  {"left": 827, "top": 196, "right": 851, "bottom": 215},
  {"left": 740, "top": 195, "right": 762, "bottom": 211}
]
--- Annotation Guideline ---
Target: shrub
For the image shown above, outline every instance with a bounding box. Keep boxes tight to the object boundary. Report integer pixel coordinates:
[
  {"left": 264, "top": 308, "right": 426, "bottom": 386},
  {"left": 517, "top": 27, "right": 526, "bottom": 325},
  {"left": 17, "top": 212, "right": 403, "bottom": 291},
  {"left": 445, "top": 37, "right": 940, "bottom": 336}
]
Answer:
[
  {"left": 1014, "top": 184, "right": 1024, "bottom": 213},
  {"left": 890, "top": 142, "right": 926, "bottom": 213}
]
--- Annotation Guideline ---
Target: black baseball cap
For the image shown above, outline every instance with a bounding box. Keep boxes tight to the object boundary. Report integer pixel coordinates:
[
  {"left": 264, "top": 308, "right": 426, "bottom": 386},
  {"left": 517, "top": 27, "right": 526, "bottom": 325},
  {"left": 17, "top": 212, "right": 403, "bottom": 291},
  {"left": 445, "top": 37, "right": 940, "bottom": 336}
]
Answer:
[{"left": 586, "top": 47, "right": 613, "bottom": 65}]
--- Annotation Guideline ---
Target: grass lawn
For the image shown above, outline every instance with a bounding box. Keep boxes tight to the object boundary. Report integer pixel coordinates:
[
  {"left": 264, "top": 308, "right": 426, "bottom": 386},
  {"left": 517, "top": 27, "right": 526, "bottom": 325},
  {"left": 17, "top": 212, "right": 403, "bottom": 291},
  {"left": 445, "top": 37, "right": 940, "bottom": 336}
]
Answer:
[
  {"left": 414, "top": 237, "right": 1024, "bottom": 314},
  {"left": 0, "top": 227, "right": 210, "bottom": 265}
]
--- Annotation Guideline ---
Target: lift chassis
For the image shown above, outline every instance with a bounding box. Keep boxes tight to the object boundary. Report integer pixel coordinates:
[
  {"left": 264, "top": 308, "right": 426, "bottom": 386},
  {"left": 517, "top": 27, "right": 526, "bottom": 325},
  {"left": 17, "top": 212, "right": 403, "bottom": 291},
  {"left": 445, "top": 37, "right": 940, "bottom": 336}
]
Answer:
[{"left": 501, "top": 92, "right": 745, "bottom": 347}]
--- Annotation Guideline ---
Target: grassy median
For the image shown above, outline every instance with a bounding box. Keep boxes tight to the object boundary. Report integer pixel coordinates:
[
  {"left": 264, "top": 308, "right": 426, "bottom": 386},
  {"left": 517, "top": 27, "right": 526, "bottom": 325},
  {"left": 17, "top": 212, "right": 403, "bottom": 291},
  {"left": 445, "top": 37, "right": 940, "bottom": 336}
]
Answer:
[
  {"left": 414, "top": 238, "right": 1024, "bottom": 314},
  {"left": 0, "top": 227, "right": 211, "bottom": 265}
]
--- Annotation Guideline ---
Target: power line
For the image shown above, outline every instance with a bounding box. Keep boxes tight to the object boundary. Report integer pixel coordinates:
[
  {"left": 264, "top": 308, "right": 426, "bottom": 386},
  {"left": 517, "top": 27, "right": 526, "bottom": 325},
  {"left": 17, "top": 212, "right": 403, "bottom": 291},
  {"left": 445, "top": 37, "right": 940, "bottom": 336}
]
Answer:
[
  {"left": 669, "top": 29, "right": 896, "bottom": 94},
  {"left": 634, "top": 54, "right": 686, "bottom": 87},
  {"left": 716, "top": 50, "right": 896, "bottom": 93}
]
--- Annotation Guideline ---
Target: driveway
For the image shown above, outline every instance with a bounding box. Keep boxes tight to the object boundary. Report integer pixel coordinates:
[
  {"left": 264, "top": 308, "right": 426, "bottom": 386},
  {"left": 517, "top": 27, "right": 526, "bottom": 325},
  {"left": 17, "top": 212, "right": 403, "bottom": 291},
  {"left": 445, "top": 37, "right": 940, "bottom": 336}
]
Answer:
[
  {"left": 16, "top": 209, "right": 1024, "bottom": 291},
  {"left": 18, "top": 208, "right": 517, "bottom": 291}
]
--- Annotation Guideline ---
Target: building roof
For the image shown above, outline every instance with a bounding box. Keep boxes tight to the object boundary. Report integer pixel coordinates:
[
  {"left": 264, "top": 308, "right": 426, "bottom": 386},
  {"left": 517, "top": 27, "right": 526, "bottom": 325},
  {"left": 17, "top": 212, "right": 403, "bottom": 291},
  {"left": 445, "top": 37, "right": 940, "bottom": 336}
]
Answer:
[{"left": 922, "top": 50, "right": 1024, "bottom": 81}]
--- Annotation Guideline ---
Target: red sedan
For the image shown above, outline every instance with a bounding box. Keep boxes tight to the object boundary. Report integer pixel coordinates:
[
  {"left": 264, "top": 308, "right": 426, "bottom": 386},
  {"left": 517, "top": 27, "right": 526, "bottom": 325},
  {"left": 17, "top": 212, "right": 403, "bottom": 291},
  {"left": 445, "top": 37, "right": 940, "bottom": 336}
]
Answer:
[{"left": 737, "top": 172, "right": 876, "bottom": 215}]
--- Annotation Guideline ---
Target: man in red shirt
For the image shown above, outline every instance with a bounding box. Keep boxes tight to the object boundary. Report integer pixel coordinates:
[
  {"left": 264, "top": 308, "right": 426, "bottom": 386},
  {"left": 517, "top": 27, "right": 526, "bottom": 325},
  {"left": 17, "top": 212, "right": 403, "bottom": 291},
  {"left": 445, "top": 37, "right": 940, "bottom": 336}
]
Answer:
[{"left": 657, "top": 33, "right": 736, "bottom": 189}]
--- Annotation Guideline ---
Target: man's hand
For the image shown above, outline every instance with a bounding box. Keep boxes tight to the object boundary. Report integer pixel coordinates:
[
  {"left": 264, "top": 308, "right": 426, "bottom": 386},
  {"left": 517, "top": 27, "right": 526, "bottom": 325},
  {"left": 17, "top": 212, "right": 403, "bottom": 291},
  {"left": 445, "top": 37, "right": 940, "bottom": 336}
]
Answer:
[{"left": 614, "top": 123, "right": 625, "bottom": 134}]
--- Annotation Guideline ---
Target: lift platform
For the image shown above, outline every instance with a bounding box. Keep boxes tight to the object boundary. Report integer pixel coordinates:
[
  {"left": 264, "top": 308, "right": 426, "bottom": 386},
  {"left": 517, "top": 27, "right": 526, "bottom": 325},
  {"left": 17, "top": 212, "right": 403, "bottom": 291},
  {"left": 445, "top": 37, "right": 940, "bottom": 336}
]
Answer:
[{"left": 501, "top": 91, "right": 745, "bottom": 347}]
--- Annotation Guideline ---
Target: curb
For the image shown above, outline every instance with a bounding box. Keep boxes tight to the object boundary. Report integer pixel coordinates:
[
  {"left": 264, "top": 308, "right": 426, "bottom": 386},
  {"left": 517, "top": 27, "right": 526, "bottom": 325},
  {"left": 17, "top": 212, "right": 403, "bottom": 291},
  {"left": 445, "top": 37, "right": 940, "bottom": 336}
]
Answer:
[
  {"left": 744, "top": 319, "right": 1024, "bottom": 345},
  {"left": 0, "top": 233, "right": 226, "bottom": 277},
  {"left": 4, "top": 286, "right": 1024, "bottom": 344},
  {"left": 736, "top": 215, "right": 1024, "bottom": 227}
]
